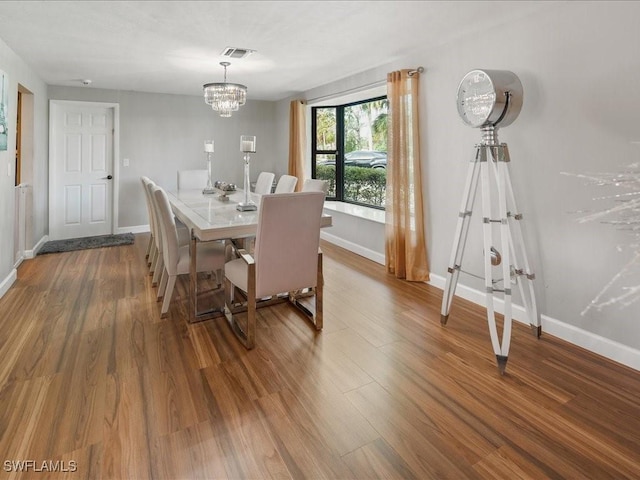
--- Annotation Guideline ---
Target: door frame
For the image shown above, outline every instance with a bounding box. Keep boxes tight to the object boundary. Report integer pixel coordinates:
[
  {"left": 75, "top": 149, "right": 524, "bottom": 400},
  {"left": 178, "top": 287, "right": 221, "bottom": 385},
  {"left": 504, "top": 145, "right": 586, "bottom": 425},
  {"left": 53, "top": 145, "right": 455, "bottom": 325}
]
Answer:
[
  {"left": 48, "top": 100, "right": 120, "bottom": 239},
  {"left": 16, "top": 85, "right": 34, "bottom": 260},
  {"left": 14, "top": 90, "right": 24, "bottom": 267}
]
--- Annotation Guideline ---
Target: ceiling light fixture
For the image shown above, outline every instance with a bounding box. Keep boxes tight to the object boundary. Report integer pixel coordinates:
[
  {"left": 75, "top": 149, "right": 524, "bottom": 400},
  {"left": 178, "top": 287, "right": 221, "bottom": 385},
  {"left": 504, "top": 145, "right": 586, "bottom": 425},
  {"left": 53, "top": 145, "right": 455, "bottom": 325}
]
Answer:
[{"left": 203, "top": 62, "right": 247, "bottom": 118}]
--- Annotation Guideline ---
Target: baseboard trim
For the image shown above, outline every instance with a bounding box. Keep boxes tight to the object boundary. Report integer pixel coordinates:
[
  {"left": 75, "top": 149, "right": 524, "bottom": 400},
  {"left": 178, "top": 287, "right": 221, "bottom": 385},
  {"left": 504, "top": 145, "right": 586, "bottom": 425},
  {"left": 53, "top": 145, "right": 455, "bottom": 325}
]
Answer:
[
  {"left": 321, "top": 231, "right": 385, "bottom": 265},
  {"left": 25, "top": 234, "right": 48, "bottom": 259},
  {"left": 116, "top": 224, "right": 149, "bottom": 234},
  {"left": 428, "top": 273, "right": 640, "bottom": 372},
  {"left": 13, "top": 255, "right": 24, "bottom": 270},
  {"left": 0, "top": 268, "right": 17, "bottom": 300},
  {"left": 540, "top": 313, "right": 640, "bottom": 372}
]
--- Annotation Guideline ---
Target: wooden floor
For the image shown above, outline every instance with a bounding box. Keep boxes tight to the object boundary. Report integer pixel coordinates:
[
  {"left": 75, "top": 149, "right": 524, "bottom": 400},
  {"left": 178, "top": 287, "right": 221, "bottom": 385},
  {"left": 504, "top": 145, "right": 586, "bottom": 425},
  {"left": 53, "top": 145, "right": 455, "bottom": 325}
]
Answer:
[{"left": 1, "top": 234, "right": 640, "bottom": 479}]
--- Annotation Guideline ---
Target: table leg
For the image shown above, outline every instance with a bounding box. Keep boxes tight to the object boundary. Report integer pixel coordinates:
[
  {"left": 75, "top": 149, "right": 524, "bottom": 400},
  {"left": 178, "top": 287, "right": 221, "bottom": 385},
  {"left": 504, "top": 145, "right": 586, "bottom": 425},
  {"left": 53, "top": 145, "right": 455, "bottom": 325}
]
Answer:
[
  {"left": 190, "top": 231, "right": 198, "bottom": 321},
  {"left": 188, "top": 232, "right": 226, "bottom": 323}
]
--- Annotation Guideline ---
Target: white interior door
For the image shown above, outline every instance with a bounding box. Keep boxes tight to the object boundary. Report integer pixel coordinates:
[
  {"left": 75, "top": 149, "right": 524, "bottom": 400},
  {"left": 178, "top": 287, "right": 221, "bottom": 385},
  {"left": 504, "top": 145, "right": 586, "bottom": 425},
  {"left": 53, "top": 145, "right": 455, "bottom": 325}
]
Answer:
[{"left": 49, "top": 102, "right": 114, "bottom": 240}]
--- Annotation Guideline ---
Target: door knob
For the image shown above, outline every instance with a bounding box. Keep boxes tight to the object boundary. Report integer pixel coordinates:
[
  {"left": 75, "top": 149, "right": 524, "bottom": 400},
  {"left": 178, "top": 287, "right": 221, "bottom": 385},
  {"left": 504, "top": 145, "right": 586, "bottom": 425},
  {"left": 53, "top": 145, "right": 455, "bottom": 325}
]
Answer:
[{"left": 104, "top": 175, "right": 113, "bottom": 180}]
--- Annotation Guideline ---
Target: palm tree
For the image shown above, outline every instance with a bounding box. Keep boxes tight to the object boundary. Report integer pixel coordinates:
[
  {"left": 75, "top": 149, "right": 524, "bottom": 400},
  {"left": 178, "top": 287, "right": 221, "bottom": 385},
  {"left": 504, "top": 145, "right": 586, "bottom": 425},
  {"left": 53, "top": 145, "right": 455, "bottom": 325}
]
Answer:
[
  {"left": 316, "top": 108, "right": 336, "bottom": 150},
  {"left": 372, "top": 112, "right": 388, "bottom": 152}
]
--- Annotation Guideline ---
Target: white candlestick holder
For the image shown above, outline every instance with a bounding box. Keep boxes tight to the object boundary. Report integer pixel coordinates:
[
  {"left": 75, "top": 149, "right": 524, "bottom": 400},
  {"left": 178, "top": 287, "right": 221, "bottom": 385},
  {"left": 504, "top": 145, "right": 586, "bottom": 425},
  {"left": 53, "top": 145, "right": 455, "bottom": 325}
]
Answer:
[
  {"left": 237, "top": 135, "right": 257, "bottom": 211},
  {"left": 203, "top": 140, "right": 216, "bottom": 194}
]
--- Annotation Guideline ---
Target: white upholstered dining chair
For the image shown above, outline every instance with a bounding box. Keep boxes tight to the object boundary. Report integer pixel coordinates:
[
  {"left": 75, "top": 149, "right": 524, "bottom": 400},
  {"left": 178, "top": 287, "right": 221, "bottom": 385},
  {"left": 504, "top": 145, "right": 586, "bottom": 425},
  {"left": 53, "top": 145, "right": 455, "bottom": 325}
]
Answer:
[
  {"left": 140, "top": 176, "right": 158, "bottom": 266},
  {"left": 177, "top": 169, "right": 208, "bottom": 189},
  {"left": 301, "top": 178, "right": 329, "bottom": 194},
  {"left": 274, "top": 174, "right": 298, "bottom": 193},
  {"left": 254, "top": 172, "right": 275, "bottom": 194},
  {"left": 145, "top": 178, "right": 168, "bottom": 279},
  {"left": 143, "top": 178, "right": 190, "bottom": 283},
  {"left": 224, "top": 191, "right": 325, "bottom": 349},
  {"left": 152, "top": 185, "right": 226, "bottom": 317}
]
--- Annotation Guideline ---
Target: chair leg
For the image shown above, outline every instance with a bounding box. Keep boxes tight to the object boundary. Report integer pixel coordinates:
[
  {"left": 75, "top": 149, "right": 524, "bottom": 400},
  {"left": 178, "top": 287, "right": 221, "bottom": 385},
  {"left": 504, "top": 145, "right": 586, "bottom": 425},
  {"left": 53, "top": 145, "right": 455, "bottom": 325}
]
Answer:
[
  {"left": 223, "top": 266, "right": 256, "bottom": 350},
  {"left": 315, "top": 251, "right": 323, "bottom": 330},
  {"left": 157, "top": 268, "right": 168, "bottom": 301},
  {"left": 149, "top": 247, "right": 157, "bottom": 273},
  {"left": 160, "top": 275, "right": 177, "bottom": 317},
  {"left": 289, "top": 251, "right": 323, "bottom": 330},
  {"left": 245, "top": 295, "right": 257, "bottom": 349},
  {"left": 152, "top": 249, "right": 161, "bottom": 273},
  {"left": 152, "top": 256, "right": 163, "bottom": 286},
  {"left": 224, "top": 277, "right": 234, "bottom": 306},
  {"left": 246, "top": 264, "right": 256, "bottom": 349},
  {"left": 145, "top": 233, "right": 153, "bottom": 259}
]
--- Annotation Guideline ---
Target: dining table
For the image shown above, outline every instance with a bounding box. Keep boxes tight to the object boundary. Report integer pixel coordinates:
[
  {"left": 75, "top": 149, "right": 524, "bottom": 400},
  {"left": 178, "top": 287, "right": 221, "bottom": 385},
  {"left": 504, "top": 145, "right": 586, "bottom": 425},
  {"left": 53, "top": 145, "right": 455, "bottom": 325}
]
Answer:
[{"left": 166, "top": 187, "right": 333, "bottom": 323}]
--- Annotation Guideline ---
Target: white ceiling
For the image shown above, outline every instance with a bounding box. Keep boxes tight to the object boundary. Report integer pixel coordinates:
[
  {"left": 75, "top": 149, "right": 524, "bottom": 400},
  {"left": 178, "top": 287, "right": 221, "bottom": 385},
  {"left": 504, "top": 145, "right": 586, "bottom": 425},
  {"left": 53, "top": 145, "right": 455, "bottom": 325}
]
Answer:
[{"left": 0, "top": 1, "right": 553, "bottom": 101}]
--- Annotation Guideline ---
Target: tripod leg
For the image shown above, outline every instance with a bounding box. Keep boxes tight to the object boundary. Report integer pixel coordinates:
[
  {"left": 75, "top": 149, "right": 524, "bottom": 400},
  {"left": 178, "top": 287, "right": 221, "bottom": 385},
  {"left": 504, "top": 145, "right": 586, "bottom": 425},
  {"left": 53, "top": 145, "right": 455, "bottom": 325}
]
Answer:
[
  {"left": 494, "top": 149, "right": 513, "bottom": 374},
  {"left": 480, "top": 148, "right": 503, "bottom": 370},
  {"left": 503, "top": 163, "right": 541, "bottom": 337},
  {"left": 441, "top": 151, "right": 482, "bottom": 325}
]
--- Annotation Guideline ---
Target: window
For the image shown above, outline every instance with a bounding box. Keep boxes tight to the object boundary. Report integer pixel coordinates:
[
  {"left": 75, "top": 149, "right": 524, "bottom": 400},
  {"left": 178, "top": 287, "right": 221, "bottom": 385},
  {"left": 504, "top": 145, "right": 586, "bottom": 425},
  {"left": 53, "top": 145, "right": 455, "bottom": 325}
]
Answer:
[{"left": 311, "top": 96, "right": 388, "bottom": 209}]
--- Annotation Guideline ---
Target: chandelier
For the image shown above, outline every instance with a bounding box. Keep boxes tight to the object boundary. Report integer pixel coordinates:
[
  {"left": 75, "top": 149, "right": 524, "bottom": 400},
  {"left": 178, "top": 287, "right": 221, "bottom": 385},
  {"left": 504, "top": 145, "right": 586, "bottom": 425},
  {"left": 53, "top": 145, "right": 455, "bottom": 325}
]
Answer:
[{"left": 203, "top": 62, "right": 247, "bottom": 118}]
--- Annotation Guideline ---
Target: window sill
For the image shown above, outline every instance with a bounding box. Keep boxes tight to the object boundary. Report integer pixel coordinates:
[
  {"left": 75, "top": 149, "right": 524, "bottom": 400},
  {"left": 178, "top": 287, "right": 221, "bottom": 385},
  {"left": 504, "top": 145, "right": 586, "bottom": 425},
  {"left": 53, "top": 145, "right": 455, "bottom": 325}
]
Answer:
[{"left": 323, "top": 201, "right": 385, "bottom": 224}]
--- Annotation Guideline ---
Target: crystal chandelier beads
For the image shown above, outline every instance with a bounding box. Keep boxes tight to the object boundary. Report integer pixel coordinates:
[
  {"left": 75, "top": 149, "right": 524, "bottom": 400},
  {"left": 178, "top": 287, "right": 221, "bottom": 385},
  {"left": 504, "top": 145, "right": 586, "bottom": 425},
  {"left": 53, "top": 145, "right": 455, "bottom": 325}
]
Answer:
[{"left": 203, "top": 62, "right": 247, "bottom": 117}]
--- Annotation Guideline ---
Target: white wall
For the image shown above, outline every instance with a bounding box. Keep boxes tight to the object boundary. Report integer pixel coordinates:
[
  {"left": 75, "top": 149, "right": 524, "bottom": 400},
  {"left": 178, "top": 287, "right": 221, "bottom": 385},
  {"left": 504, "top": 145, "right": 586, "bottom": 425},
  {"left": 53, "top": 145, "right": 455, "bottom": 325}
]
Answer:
[
  {"left": 277, "top": 2, "right": 640, "bottom": 366},
  {"left": 423, "top": 1, "right": 640, "bottom": 354},
  {"left": 0, "top": 37, "right": 48, "bottom": 297},
  {"left": 48, "top": 86, "right": 279, "bottom": 230}
]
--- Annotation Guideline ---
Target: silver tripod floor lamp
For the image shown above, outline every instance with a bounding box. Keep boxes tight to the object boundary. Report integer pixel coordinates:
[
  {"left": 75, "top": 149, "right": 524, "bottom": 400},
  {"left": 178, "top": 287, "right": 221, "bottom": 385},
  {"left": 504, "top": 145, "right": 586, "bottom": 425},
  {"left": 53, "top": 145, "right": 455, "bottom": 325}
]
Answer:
[{"left": 440, "top": 69, "right": 540, "bottom": 374}]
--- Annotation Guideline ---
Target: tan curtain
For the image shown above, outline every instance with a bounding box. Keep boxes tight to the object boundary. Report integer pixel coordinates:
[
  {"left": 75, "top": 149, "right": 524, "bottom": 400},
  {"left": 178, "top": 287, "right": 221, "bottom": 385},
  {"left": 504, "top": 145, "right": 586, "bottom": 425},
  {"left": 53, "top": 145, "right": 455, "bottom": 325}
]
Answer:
[
  {"left": 288, "top": 100, "right": 306, "bottom": 192},
  {"left": 385, "top": 70, "right": 429, "bottom": 281}
]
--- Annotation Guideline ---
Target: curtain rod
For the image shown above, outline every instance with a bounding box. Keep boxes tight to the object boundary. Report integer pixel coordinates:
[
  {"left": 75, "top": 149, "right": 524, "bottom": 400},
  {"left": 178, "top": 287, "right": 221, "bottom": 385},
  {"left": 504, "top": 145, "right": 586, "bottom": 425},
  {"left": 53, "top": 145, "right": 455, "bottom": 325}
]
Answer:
[
  {"left": 306, "top": 80, "right": 386, "bottom": 105},
  {"left": 306, "top": 66, "right": 424, "bottom": 105}
]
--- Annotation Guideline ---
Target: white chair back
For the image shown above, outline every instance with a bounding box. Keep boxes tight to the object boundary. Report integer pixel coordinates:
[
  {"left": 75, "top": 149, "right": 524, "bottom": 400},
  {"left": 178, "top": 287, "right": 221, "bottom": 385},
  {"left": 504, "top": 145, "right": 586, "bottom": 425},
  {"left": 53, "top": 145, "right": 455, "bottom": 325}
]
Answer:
[
  {"left": 140, "top": 176, "right": 157, "bottom": 262},
  {"left": 177, "top": 169, "right": 208, "bottom": 189},
  {"left": 274, "top": 174, "right": 298, "bottom": 193},
  {"left": 152, "top": 185, "right": 181, "bottom": 276},
  {"left": 253, "top": 192, "right": 325, "bottom": 298},
  {"left": 146, "top": 180, "right": 164, "bottom": 255},
  {"left": 254, "top": 172, "right": 275, "bottom": 194},
  {"left": 301, "top": 178, "right": 329, "bottom": 194},
  {"left": 140, "top": 176, "right": 156, "bottom": 237},
  {"left": 146, "top": 180, "right": 170, "bottom": 284}
]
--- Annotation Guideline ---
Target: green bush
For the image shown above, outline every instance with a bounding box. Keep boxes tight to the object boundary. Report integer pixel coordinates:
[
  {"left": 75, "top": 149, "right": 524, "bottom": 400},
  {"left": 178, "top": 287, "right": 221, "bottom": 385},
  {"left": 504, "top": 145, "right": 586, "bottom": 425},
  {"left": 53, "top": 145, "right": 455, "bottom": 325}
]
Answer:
[
  {"left": 316, "top": 164, "right": 336, "bottom": 195},
  {"left": 316, "top": 164, "right": 386, "bottom": 208}
]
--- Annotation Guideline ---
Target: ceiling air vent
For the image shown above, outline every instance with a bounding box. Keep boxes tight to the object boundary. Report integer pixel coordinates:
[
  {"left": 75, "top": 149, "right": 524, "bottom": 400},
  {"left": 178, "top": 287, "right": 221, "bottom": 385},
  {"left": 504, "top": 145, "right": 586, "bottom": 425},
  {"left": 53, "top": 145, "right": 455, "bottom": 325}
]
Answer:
[{"left": 221, "top": 47, "right": 255, "bottom": 59}]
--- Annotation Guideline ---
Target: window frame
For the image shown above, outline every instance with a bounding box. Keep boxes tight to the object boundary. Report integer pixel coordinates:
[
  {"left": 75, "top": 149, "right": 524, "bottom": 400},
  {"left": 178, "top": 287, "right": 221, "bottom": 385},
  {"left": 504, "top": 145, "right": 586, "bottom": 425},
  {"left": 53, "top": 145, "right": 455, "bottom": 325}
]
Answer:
[{"left": 311, "top": 95, "right": 387, "bottom": 210}]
